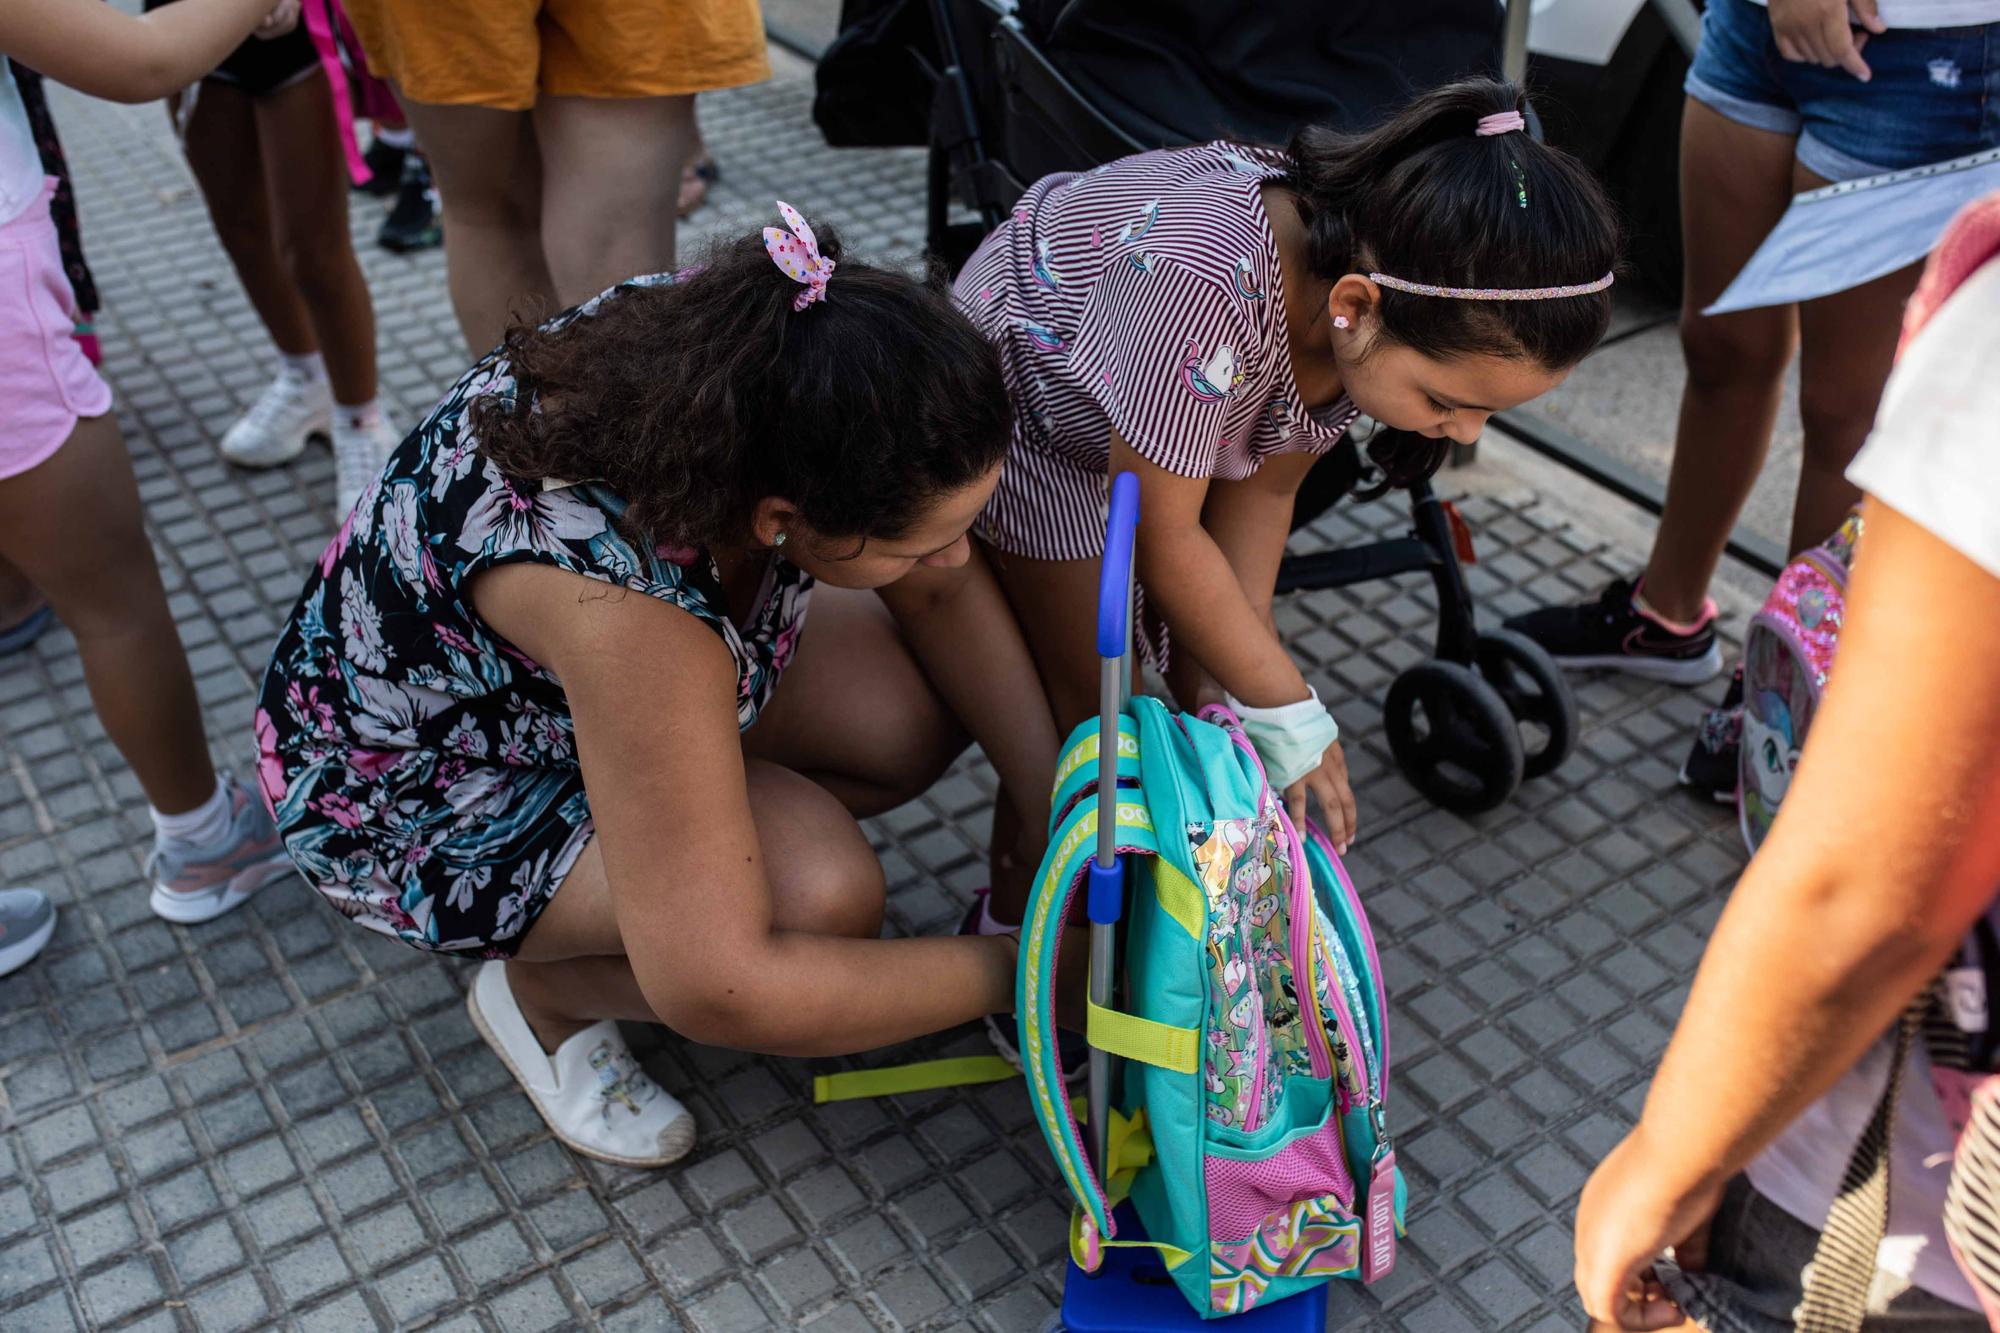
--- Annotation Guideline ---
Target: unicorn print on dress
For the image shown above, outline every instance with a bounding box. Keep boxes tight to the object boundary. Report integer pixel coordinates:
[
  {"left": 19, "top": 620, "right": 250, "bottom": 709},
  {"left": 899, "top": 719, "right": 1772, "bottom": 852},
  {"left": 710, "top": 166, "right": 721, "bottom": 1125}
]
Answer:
[
  {"left": 1018, "top": 319, "right": 1067, "bottom": 352},
  {"left": 1233, "top": 257, "right": 1265, "bottom": 300},
  {"left": 1032, "top": 237, "right": 1064, "bottom": 291},
  {"left": 1115, "top": 199, "right": 1160, "bottom": 245},
  {"left": 1220, "top": 148, "right": 1268, "bottom": 175},
  {"left": 1129, "top": 251, "right": 1159, "bottom": 274},
  {"left": 1182, "top": 338, "right": 1244, "bottom": 402}
]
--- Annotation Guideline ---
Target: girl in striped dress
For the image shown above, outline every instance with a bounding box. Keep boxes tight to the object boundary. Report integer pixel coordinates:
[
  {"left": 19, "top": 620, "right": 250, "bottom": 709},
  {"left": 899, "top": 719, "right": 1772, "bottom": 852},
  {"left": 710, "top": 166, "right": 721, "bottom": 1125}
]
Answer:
[{"left": 957, "top": 78, "right": 1620, "bottom": 932}]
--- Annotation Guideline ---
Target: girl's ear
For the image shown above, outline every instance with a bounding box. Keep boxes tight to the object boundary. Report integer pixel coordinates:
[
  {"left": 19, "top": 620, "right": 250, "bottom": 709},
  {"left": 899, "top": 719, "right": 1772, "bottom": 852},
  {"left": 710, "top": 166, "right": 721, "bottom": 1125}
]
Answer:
[
  {"left": 748, "top": 498, "right": 802, "bottom": 550},
  {"left": 1328, "top": 274, "right": 1381, "bottom": 332}
]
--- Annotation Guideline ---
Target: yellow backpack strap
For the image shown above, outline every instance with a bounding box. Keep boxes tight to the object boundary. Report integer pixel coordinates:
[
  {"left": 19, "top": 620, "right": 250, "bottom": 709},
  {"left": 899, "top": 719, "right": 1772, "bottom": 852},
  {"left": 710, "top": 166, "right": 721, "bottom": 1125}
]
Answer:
[
  {"left": 1086, "top": 1001, "right": 1199, "bottom": 1074},
  {"left": 811, "top": 1055, "right": 1018, "bottom": 1104}
]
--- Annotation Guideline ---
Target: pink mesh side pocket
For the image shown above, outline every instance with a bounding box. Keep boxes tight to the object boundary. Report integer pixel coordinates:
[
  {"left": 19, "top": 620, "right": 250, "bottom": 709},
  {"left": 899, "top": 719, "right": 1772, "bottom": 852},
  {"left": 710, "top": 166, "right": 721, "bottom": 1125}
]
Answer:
[{"left": 1206, "top": 1119, "right": 1354, "bottom": 1241}]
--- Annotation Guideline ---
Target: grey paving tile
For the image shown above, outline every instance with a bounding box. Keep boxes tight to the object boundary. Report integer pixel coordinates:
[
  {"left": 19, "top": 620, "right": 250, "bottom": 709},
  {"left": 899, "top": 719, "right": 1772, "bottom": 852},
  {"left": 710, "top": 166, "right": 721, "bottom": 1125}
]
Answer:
[{"left": 0, "top": 60, "right": 1768, "bottom": 1333}]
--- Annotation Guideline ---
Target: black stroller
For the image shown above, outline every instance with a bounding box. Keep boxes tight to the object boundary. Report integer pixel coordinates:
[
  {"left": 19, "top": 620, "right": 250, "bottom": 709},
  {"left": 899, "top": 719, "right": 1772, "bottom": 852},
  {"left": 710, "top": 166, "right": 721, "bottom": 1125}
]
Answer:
[{"left": 815, "top": 0, "right": 1580, "bottom": 815}]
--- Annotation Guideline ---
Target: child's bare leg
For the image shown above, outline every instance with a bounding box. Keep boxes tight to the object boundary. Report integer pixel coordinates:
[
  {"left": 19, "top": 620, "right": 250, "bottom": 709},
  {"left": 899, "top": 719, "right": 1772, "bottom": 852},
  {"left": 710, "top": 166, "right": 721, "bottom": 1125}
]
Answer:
[
  {"left": 0, "top": 414, "right": 215, "bottom": 813},
  {"left": 981, "top": 544, "right": 1120, "bottom": 923},
  {"left": 0, "top": 554, "right": 44, "bottom": 630}
]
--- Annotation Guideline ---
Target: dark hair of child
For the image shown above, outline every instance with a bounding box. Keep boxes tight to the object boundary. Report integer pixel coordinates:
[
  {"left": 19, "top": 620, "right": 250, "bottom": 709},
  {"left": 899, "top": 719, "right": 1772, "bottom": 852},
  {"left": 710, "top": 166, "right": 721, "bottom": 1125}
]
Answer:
[
  {"left": 471, "top": 225, "right": 1015, "bottom": 554},
  {"left": 1282, "top": 76, "right": 1621, "bottom": 489}
]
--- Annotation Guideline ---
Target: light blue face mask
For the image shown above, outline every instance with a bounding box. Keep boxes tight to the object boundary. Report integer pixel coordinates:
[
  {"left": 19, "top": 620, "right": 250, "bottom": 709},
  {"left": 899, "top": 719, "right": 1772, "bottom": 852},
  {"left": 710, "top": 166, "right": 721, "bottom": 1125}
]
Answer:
[{"left": 1225, "top": 686, "right": 1339, "bottom": 792}]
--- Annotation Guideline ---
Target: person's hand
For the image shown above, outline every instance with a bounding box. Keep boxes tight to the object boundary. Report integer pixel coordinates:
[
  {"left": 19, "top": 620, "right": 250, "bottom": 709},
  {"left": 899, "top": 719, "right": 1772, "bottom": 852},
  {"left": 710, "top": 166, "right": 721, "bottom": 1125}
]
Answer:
[
  {"left": 255, "top": 0, "right": 302, "bottom": 40},
  {"left": 1574, "top": 1125, "right": 1726, "bottom": 1330},
  {"left": 1284, "top": 740, "right": 1356, "bottom": 852},
  {"left": 1770, "top": 0, "right": 1886, "bottom": 81}
]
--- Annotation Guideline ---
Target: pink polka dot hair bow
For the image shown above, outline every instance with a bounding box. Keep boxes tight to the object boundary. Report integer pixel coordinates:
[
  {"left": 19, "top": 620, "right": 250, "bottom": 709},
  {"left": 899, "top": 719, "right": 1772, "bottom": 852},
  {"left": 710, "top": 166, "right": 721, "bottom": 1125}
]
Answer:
[{"left": 763, "top": 201, "right": 835, "bottom": 311}]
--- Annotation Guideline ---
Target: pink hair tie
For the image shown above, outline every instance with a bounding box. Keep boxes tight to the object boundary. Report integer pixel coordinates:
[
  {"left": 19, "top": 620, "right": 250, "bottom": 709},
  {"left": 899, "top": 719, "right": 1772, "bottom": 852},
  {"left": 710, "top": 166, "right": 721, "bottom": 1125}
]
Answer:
[
  {"left": 762, "top": 201, "right": 836, "bottom": 311},
  {"left": 1475, "top": 110, "right": 1526, "bottom": 137}
]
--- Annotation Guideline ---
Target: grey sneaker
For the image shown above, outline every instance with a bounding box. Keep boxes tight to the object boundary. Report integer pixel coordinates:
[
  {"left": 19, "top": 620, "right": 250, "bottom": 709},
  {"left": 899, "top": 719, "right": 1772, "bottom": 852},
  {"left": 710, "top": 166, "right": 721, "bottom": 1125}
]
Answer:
[
  {"left": 0, "top": 890, "right": 56, "bottom": 977},
  {"left": 148, "top": 775, "right": 296, "bottom": 925}
]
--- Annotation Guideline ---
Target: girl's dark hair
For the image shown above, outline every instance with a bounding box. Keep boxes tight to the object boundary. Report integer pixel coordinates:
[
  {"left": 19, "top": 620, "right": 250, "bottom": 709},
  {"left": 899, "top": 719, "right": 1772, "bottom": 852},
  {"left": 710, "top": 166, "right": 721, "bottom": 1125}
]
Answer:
[
  {"left": 471, "top": 224, "right": 1012, "bottom": 551},
  {"left": 1282, "top": 77, "right": 1620, "bottom": 488}
]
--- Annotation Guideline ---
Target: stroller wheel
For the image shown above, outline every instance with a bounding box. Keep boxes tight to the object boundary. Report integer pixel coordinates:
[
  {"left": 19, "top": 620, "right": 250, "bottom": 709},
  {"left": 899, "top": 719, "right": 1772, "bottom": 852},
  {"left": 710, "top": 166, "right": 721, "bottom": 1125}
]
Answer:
[
  {"left": 1384, "top": 661, "right": 1525, "bottom": 814},
  {"left": 1473, "top": 628, "right": 1579, "bottom": 780}
]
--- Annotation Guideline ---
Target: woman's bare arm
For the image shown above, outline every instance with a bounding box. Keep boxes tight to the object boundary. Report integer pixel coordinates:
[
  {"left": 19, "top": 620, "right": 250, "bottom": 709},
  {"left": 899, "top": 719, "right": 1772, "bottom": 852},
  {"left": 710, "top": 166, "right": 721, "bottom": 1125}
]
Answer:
[{"left": 471, "top": 562, "right": 1018, "bottom": 1057}]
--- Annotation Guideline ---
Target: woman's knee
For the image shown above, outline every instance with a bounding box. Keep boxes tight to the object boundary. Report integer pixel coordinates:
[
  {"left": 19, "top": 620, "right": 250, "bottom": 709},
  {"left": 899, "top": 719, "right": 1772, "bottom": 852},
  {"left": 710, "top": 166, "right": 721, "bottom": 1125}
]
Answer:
[
  {"left": 750, "top": 762, "right": 887, "bottom": 938},
  {"left": 1679, "top": 309, "right": 1794, "bottom": 393}
]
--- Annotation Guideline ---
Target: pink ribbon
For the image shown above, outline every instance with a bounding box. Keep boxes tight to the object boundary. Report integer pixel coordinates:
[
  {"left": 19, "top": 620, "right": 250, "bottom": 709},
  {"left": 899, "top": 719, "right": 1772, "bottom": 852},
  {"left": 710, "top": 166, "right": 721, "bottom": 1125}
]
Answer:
[
  {"left": 762, "top": 202, "right": 835, "bottom": 311},
  {"left": 1475, "top": 110, "right": 1526, "bottom": 137}
]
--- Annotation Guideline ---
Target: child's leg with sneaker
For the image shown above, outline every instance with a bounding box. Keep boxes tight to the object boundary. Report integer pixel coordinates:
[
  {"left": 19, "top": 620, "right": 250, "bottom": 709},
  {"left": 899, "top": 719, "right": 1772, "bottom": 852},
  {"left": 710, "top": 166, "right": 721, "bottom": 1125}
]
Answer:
[
  {"left": 181, "top": 71, "right": 396, "bottom": 511},
  {"left": 0, "top": 413, "right": 289, "bottom": 921}
]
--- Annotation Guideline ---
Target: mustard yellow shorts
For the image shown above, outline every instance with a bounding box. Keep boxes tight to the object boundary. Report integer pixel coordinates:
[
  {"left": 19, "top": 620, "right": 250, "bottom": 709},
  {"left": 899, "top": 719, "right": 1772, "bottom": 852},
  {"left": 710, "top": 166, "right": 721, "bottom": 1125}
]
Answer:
[{"left": 344, "top": 0, "right": 769, "bottom": 110}]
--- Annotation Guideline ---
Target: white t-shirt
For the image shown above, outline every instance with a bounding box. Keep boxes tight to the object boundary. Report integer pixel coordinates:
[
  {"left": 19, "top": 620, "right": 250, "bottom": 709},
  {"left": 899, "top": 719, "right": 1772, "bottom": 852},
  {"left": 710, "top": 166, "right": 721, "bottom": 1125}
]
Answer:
[
  {"left": 0, "top": 59, "right": 46, "bottom": 228},
  {"left": 1749, "top": 0, "right": 2000, "bottom": 26},
  {"left": 1746, "top": 256, "right": 2000, "bottom": 1312}
]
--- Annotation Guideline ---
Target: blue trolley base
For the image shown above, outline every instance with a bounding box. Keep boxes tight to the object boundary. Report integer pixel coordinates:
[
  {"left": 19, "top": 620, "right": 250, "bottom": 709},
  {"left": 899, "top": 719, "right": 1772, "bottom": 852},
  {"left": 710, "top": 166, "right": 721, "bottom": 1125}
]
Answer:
[{"left": 1056, "top": 1207, "right": 1329, "bottom": 1331}]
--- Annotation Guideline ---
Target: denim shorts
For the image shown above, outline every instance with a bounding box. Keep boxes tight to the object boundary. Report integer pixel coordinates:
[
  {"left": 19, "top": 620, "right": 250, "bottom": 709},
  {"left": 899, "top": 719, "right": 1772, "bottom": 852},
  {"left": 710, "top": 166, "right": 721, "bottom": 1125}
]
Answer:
[
  {"left": 1654, "top": 1177, "right": 1984, "bottom": 1332},
  {"left": 1686, "top": 0, "right": 2000, "bottom": 179}
]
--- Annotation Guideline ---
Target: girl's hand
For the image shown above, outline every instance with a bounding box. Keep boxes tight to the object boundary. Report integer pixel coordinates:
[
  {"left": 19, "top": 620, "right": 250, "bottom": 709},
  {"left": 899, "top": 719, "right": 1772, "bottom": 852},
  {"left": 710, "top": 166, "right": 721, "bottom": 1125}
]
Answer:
[
  {"left": 255, "top": 0, "right": 301, "bottom": 39},
  {"left": 1574, "top": 1126, "right": 1724, "bottom": 1330},
  {"left": 1770, "top": 0, "right": 1884, "bottom": 80},
  {"left": 1285, "top": 740, "right": 1356, "bottom": 852}
]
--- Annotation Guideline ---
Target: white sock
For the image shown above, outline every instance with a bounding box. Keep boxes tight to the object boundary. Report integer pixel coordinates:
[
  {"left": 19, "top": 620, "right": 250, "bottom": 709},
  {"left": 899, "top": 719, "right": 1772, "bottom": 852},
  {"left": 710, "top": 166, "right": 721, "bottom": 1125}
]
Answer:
[
  {"left": 373, "top": 125, "right": 415, "bottom": 150},
  {"left": 335, "top": 398, "right": 382, "bottom": 431},
  {"left": 279, "top": 351, "right": 326, "bottom": 385},
  {"left": 152, "top": 777, "right": 231, "bottom": 850},
  {"left": 973, "top": 895, "right": 1016, "bottom": 935}
]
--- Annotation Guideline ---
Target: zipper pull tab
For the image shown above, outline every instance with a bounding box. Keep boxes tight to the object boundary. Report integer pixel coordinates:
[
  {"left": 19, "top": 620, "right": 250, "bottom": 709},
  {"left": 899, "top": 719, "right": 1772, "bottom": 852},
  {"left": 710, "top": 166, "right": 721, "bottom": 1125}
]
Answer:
[{"left": 1360, "top": 1137, "right": 1398, "bottom": 1283}]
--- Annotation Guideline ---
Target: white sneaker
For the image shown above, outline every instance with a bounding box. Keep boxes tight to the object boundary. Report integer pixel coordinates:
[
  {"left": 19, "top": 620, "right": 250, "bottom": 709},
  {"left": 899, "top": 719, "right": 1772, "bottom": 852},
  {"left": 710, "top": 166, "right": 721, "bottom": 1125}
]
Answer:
[
  {"left": 0, "top": 890, "right": 55, "bottom": 978},
  {"left": 219, "top": 368, "right": 332, "bottom": 468},
  {"left": 467, "top": 960, "right": 696, "bottom": 1168},
  {"left": 333, "top": 412, "right": 400, "bottom": 516}
]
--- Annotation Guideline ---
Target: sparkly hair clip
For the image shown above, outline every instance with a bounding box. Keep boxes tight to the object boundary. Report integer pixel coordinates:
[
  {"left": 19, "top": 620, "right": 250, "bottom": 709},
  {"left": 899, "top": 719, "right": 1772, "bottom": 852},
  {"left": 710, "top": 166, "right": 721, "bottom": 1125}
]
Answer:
[
  {"left": 1367, "top": 271, "right": 1615, "bottom": 301},
  {"left": 762, "top": 201, "right": 835, "bottom": 311}
]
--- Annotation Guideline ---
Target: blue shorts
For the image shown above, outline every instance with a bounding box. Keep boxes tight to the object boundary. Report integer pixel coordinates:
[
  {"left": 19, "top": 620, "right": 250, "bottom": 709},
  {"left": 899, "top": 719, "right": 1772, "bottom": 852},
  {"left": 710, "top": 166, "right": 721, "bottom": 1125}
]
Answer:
[{"left": 1685, "top": 0, "right": 2000, "bottom": 180}]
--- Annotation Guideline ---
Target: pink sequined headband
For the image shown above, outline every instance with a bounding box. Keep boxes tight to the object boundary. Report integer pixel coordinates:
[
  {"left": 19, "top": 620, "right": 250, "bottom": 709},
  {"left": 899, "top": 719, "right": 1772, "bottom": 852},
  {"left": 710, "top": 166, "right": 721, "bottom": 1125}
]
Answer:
[
  {"left": 762, "top": 201, "right": 835, "bottom": 311},
  {"left": 1367, "top": 271, "right": 1616, "bottom": 301}
]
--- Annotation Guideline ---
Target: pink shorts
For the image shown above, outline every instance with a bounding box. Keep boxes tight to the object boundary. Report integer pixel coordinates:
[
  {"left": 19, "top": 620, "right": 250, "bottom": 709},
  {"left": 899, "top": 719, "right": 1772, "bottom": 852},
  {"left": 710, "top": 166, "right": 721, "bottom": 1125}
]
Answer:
[{"left": 0, "top": 179, "right": 112, "bottom": 480}]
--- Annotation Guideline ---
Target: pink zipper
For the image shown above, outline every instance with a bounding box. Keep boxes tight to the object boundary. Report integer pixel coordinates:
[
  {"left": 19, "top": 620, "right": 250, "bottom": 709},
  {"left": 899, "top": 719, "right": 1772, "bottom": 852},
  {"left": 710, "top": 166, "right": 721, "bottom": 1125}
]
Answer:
[{"left": 1308, "top": 822, "right": 1389, "bottom": 1094}]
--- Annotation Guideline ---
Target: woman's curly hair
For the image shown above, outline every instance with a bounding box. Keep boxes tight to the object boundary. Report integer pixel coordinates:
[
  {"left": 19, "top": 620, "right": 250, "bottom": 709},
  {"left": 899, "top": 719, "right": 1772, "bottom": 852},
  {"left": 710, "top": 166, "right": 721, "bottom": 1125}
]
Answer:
[{"left": 469, "top": 224, "right": 1014, "bottom": 552}]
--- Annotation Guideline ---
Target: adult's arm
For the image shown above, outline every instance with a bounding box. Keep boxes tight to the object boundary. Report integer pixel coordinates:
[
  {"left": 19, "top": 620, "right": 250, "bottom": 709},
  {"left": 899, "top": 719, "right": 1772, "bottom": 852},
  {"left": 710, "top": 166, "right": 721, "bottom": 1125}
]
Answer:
[
  {"left": 471, "top": 562, "right": 1018, "bottom": 1057},
  {"left": 1574, "top": 498, "right": 2000, "bottom": 1327},
  {"left": 0, "top": 0, "right": 281, "bottom": 103}
]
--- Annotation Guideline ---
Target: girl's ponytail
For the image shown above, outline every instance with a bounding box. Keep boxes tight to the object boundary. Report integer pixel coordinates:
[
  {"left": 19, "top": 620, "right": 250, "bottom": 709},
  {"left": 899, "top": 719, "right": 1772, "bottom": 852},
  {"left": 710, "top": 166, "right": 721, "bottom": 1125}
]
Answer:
[{"left": 1282, "top": 77, "right": 1619, "bottom": 372}]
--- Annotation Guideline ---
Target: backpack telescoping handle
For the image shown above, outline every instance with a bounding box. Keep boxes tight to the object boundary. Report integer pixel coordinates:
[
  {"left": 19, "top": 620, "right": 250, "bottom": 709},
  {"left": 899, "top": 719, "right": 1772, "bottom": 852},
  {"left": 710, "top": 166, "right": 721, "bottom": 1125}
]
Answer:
[{"left": 1088, "top": 472, "right": 1140, "bottom": 1178}]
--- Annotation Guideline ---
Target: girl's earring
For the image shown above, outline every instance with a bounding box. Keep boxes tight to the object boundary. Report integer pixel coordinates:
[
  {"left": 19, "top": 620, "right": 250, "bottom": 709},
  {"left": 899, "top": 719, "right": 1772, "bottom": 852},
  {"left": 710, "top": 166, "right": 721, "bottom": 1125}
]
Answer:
[
  {"left": 1332, "top": 315, "right": 1351, "bottom": 330},
  {"left": 774, "top": 532, "right": 788, "bottom": 548}
]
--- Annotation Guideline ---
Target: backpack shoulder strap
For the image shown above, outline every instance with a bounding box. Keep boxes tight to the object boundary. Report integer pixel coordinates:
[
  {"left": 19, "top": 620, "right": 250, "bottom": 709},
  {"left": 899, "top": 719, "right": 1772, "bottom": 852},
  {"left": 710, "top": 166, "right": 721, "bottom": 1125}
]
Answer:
[{"left": 1018, "top": 752, "right": 1161, "bottom": 1247}]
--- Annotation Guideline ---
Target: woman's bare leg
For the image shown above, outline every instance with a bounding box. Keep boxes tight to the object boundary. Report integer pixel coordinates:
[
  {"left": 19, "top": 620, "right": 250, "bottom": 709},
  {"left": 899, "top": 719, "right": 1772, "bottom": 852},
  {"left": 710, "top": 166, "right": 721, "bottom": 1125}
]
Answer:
[
  {"left": 395, "top": 97, "right": 554, "bottom": 354},
  {"left": 1637, "top": 101, "right": 1802, "bottom": 623},
  {"left": 531, "top": 93, "right": 698, "bottom": 305},
  {"left": 506, "top": 587, "right": 968, "bottom": 1050}
]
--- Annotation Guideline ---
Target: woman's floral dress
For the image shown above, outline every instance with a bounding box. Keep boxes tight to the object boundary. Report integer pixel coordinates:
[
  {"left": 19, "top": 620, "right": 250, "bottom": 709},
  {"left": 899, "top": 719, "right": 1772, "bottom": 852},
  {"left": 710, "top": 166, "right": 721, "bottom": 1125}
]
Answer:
[{"left": 255, "top": 275, "right": 812, "bottom": 957}]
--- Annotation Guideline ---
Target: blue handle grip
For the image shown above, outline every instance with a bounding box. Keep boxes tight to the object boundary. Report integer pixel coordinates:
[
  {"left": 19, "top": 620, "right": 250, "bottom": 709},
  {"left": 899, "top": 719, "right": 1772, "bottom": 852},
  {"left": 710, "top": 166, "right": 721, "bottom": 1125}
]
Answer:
[{"left": 1097, "top": 472, "right": 1140, "bottom": 659}]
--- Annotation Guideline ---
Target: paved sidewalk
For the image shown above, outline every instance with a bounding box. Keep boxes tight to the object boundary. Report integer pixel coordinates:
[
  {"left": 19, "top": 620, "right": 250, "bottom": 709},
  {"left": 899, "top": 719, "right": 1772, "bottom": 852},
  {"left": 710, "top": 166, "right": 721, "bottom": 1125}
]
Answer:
[{"left": 0, "top": 58, "right": 1746, "bottom": 1332}]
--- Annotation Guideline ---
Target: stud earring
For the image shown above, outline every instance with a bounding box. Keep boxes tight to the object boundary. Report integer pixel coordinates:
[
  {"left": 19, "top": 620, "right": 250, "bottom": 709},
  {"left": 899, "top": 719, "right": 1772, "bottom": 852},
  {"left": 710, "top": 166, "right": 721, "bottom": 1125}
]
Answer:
[
  {"left": 1332, "top": 315, "right": 1351, "bottom": 330},
  {"left": 774, "top": 532, "right": 788, "bottom": 548}
]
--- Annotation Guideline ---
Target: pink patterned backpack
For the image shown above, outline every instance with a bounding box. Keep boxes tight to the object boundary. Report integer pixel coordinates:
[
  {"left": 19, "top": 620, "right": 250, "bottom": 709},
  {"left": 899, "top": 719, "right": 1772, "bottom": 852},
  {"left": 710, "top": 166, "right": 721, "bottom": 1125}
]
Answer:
[{"left": 1736, "top": 510, "right": 1862, "bottom": 854}]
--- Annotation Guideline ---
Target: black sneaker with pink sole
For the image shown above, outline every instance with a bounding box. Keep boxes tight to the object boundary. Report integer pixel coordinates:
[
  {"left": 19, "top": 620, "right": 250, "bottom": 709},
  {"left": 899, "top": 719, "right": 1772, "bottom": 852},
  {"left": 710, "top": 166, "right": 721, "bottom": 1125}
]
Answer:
[
  {"left": 961, "top": 892, "right": 1089, "bottom": 1084},
  {"left": 1503, "top": 576, "right": 1724, "bottom": 685}
]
